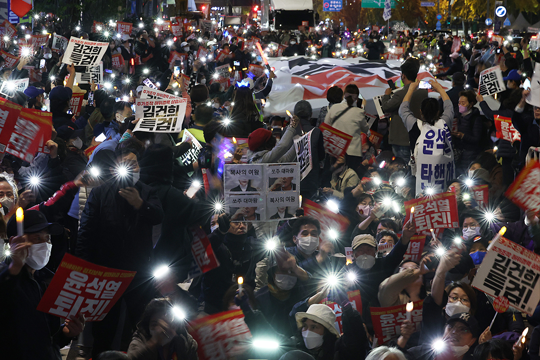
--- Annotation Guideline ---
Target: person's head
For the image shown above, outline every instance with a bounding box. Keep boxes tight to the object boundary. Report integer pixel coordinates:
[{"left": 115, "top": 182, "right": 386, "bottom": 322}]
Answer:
[
  {"left": 388, "top": 157, "right": 407, "bottom": 174},
  {"left": 0, "top": 176, "right": 17, "bottom": 214},
  {"left": 194, "top": 104, "right": 214, "bottom": 126},
  {"left": 443, "top": 313, "right": 479, "bottom": 350},
  {"left": 228, "top": 219, "right": 247, "bottom": 235},
  {"left": 295, "top": 304, "right": 339, "bottom": 350},
  {"left": 203, "top": 120, "right": 223, "bottom": 144},
  {"left": 458, "top": 90, "right": 477, "bottom": 114},
  {"left": 292, "top": 216, "right": 320, "bottom": 255},
  {"left": 294, "top": 100, "right": 312, "bottom": 120},
  {"left": 343, "top": 84, "right": 359, "bottom": 107},
  {"left": 113, "top": 101, "right": 133, "bottom": 125},
  {"left": 473, "top": 339, "right": 514, "bottom": 360},
  {"left": 326, "top": 86, "right": 343, "bottom": 105},
  {"left": 49, "top": 86, "right": 72, "bottom": 114},
  {"left": 377, "top": 218, "right": 399, "bottom": 234},
  {"left": 365, "top": 346, "right": 407, "bottom": 360},
  {"left": 445, "top": 282, "right": 477, "bottom": 316},
  {"left": 400, "top": 57, "right": 420, "bottom": 83},
  {"left": 248, "top": 128, "right": 276, "bottom": 152},
  {"left": 502, "top": 56, "right": 519, "bottom": 72},
  {"left": 24, "top": 86, "right": 45, "bottom": 109},
  {"left": 352, "top": 234, "right": 377, "bottom": 269},
  {"left": 376, "top": 230, "right": 398, "bottom": 247},
  {"left": 230, "top": 87, "right": 258, "bottom": 119},
  {"left": 136, "top": 298, "right": 182, "bottom": 341},
  {"left": 470, "top": 152, "right": 498, "bottom": 173},
  {"left": 452, "top": 72, "right": 466, "bottom": 87},
  {"left": 503, "top": 69, "right": 521, "bottom": 90},
  {"left": 190, "top": 84, "right": 209, "bottom": 104},
  {"left": 356, "top": 193, "right": 374, "bottom": 217},
  {"left": 420, "top": 97, "right": 440, "bottom": 125},
  {"left": 114, "top": 138, "right": 142, "bottom": 181}
]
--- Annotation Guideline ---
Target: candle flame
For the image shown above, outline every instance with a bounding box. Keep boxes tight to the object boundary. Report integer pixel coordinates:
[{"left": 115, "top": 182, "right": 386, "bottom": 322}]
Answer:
[
  {"left": 286, "top": 110, "right": 292, "bottom": 117},
  {"left": 406, "top": 302, "right": 414, "bottom": 312},
  {"left": 16, "top": 207, "right": 23, "bottom": 222},
  {"left": 411, "top": 207, "right": 414, "bottom": 214},
  {"left": 238, "top": 276, "right": 243, "bottom": 285},
  {"left": 499, "top": 226, "right": 507, "bottom": 236},
  {"left": 232, "top": 137, "right": 237, "bottom": 144},
  {"left": 523, "top": 327, "right": 529, "bottom": 337}
]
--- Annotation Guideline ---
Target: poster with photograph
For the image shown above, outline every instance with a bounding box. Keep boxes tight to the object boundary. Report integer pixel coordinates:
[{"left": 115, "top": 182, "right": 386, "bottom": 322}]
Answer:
[
  {"left": 224, "top": 164, "right": 264, "bottom": 193},
  {"left": 266, "top": 192, "right": 299, "bottom": 220},
  {"left": 226, "top": 193, "right": 266, "bottom": 222},
  {"left": 267, "top": 163, "right": 299, "bottom": 192}
]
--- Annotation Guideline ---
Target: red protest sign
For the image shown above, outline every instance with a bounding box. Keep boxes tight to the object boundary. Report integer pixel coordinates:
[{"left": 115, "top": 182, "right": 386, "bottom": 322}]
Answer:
[
  {"left": 69, "top": 93, "right": 85, "bottom": 117},
  {"left": 471, "top": 184, "right": 489, "bottom": 208},
  {"left": 6, "top": 107, "right": 52, "bottom": 162},
  {"left": 304, "top": 199, "right": 350, "bottom": 242},
  {"left": 493, "top": 296, "right": 509, "bottom": 313},
  {"left": 247, "top": 64, "right": 265, "bottom": 78},
  {"left": 370, "top": 300, "right": 423, "bottom": 344},
  {"left": 347, "top": 40, "right": 356, "bottom": 49},
  {"left": 190, "top": 226, "right": 220, "bottom": 274},
  {"left": 403, "top": 235, "right": 426, "bottom": 261},
  {"left": 190, "top": 310, "right": 252, "bottom": 360},
  {"left": 30, "top": 34, "right": 49, "bottom": 49},
  {"left": 36, "top": 253, "right": 136, "bottom": 321},
  {"left": 2, "top": 20, "right": 16, "bottom": 38},
  {"left": 0, "top": 98, "right": 23, "bottom": 153},
  {"left": 321, "top": 290, "right": 362, "bottom": 333},
  {"left": 168, "top": 51, "right": 187, "bottom": 66},
  {"left": 372, "top": 25, "right": 380, "bottom": 32},
  {"left": 196, "top": 47, "right": 208, "bottom": 59},
  {"left": 91, "top": 21, "right": 104, "bottom": 33},
  {"left": 320, "top": 122, "right": 353, "bottom": 158},
  {"left": 404, "top": 192, "right": 459, "bottom": 235},
  {"left": 25, "top": 108, "right": 53, "bottom": 154},
  {"left": 111, "top": 53, "right": 124, "bottom": 69},
  {"left": 171, "top": 24, "right": 182, "bottom": 36},
  {"left": 505, "top": 160, "right": 540, "bottom": 212},
  {"left": 369, "top": 130, "right": 383, "bottom": 149},
  {"left": 116, "top": 22, "right": 133, "bottom": 35},
  {"left": 216, "top": 49, "right": 231, "bottom": 63},
  {"left": 0, "top": 50, "right": 19, "bottom": 68},
  {"left": 494, "top": 115, "right": 521, "bottom": 142}
]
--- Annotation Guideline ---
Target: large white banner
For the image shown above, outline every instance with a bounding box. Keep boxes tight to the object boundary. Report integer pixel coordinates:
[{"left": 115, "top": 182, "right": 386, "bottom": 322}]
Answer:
[
  {"left": 63, "top": 38, "right": 108, "bottom": 67},
  {"left": 526, "top": 62, "right": 540, "bottom": 108}
]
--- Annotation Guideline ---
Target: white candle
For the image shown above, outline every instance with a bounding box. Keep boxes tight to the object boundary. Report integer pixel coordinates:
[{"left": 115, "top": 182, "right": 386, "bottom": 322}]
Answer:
[
  {"left": 15, "top": 207, "right": 24, "bottom": 236},
  {"left": 406, "top": 302, "right": 413, "bottom": 321},
  {"left": 238, "top": 276, "right": 244, "bottom": 296},
  {"left": 487, "top": 226, "right": 507, "bottom": 251}
]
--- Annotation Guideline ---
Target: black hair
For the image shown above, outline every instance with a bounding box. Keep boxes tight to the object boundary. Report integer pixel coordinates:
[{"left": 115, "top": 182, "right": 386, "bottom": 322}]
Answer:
[
  {"left": 298, "top": 318, "right": 337, "bottom": 354},
  {"left": 459, "top": 90, "right": 477, "bottom": 107},
  {"left": 97, "top": 351, "right": 129, "bottom": 360},
  {"left": 420, "top": 98, "right": 440, "bottom": 125},
  {"left": 473, "top": 339, "right": 513, "bottom": 360},
  {"left": 343, "top": 84, "right": 359, "bottom": 107},
  {"left": 471, "top": 152, "right": 499, "bottom": 172},
  {"left": 502, "top": 88, "right": 523, "bottom": 111},
  {"left": 327, "top": 86, "right": 343, "bottom": 104},
  {"left": 230, "top": 87, "right": 259, "bottom": 122},
  {"left": 376, "top": 230, "right": 398, "bottom": 245},
  {"left": 194, "top": 104, "right": 214, "bottom": 126},
  {"left": 113, "top": 101, "right": 131, "bottom": 114},
  {"left": 504, "top": 57, "right": 519, "bottom": 71},
  {"left": 115, "top": 137, "right": 144, "bottom": 160},
  {"left": 136, "top": 298, "right": 184, "bottom": 340},
  {"left": 400, "top": 57, "right": 420, "bottom": 82},
  {"left": 189, "top": 84, "right": 209, "bottom": 103},
  {"left": 378, "top": 218, "right": 399, "bottom": 233},
  {"left": 209, "top": 82, "right": 221, "bottom": 93},
  {"left": 203, "top": 119, "right": 222, "bottom": 144},
  {"left": 445, "top": 281, "right": 478, "bottom": 315},
  {"left": 291, "top": 216, "right": 321, "bottom": 237}
]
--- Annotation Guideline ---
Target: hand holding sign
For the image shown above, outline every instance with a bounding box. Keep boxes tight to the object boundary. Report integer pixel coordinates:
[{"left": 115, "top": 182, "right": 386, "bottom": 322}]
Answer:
[{"left": 63, "top": 314, "right": 85, "bottom": 337}]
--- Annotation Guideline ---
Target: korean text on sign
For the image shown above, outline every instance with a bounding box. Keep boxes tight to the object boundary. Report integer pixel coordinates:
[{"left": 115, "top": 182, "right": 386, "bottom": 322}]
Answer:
[
  {"left": 403, "top": 235, "right": 426, "bottom": 261},
  {"left": 472, "top": 237, "right": 540, "bottom": 315},
  {"left": 134, "top": 98, "right": 188, "bottom": 133},
  {"left": 63, "top": 37, "right": 108, "bottom": 67},
  {"left": 294, "top": 129, "right": 313, "bottom": 180},
  {"left": 320, "top": 122, "right": 353, "bottom": 158},
  {"left": 190, "top": 310, "right": 252, "bottom": 360},
  {"left": 505, "top": 160, "right": 540, "bottom": 212},
  {"left": 36, "top": 253, "right": 136, "bottom": 321},
  {"left": 371, "top": 301, "right": 423, "bottom": 344},
  {"left": 304, "top": 199, "right": 350, "bottom": 243},
  {"left": 321, "top": 290, "right": 363, "bottom": 333},
  {"left": 479, "top": 66, "right": 506, "bottom": 96},
  {"left": 404, "top": 192, "right": 459, "bottom": 233},
  {"left": 494, "top": 115, "right": 521, "bottom": 142},
  {"left": 190, "top": 226, "right": 220, "bottom": 274}
]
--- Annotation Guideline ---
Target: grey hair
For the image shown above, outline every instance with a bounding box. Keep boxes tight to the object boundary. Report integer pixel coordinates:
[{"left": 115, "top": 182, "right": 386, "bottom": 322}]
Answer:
[
  {"left": 0, "top": 175, "right": 18, "bottom": 203},
  {"left": 366, "top": 347, "right": 407, "bottom": 360}
]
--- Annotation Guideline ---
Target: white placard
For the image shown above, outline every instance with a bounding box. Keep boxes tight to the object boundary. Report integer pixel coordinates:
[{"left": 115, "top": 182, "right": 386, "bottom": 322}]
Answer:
[
  {"left": 226, "top": 193, "right": 265, "bottom": 221},
  {"left": 526, "top": 62, "right": 540, "bottom": 108},
  {"left": 479, "top": 65, "right": 506, "bottom": 96},
  {"left": 294, "top": 130, "right": 313, "bottom": 180},
  {"left": 63, "top": 37, "right": 108, "bottom": 67},
  {"left": 267, "top": 163, "right": 299, "bottom": 192},
  {"left": 75, "top": 63, "right": 103, "bottom": 84},
  {"left": 134, "top": 98, "right": 188, "bottom": 133},
  {"left": 52, "top": 34, "right": 68, "bottom": 52},
  {"left": 224, "top": 164, "right": 264, "bottom": 193},
  {"left": 0, "top": 78, "right": 29, "bottom": 97},
  {"left": 266, "top": 192, "right": 299, "bottom": 220},
  {"left": 178, "top": 130, "right": 203, "bottom": 166},
  {"left": 140, "top": 86, "right": 181, "bottom": 100}
]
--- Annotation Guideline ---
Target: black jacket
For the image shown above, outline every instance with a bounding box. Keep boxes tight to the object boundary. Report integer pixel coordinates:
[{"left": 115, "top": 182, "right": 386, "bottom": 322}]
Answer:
[
  {"left": 76, "top": 180, "right": 164, "bottom": 272},
  {"left": 0, "top": 265, "right": 71, "bottom": 360}
]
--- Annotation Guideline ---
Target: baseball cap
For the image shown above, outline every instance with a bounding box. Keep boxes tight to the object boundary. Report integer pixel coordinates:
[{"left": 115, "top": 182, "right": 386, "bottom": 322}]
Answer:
[
  {"left": 7, "top": 210, "right": 64, "bottom": 237},
  {"left": 446, "top": 312, "right": 480, "bottom": 338},
  {"left": 24, "top": 86, "right": 45, "bottom": 99},
  {"left": 121, "top": 34, "right": 131, "bottom": 42},
  {"left": 49, "top": 86, "right": 72, "bottom": 102},
  {"left": 352, "top": 234, "right": 377, "bottom": 250},
  {"left": 503, "top": 69, "right": 521, "bottom": 82}
]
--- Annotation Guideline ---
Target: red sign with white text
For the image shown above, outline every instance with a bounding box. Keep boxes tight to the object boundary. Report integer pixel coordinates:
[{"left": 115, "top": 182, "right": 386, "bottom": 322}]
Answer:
[
  {"left": 320, "top": 122, "right": 353, "bottom": 158},
  {"left": 0, "top": 50, "right": 19, "bottom": 68},
  {"left": 505, "top": 160, "right": 540, "bottom": 212},
  {"left": 190, "top": 226, "right": 220, "bottom": 274},
  {"left": 116, "top": 22, "right": 133, "bottom": 35},
  {"left": 111, "top": 54, "right": 124, "bottom": 69},
  {"left": 6, "top": 107, "right": 53, "bottom": 162},
  {"left": 321, "top": 290, "right": 363, "bottom": 334},
  {"left": 403, "top": 235, "right": 426, "bottom": 261},
  {"left": 248, "top": 64, "right": 265, "bottom": 78},
  {"left": 0, "top": 98, "right": 23, "bottom": 153},
  {"left": 69, "top": 93, "right": 85, "bottom": 117},
  {"left": 404, "top": 192, "right": 459, "bottom": 234},
  {"left": 37, "top": 253, "right": 136, "bottom": 321},
  {"left": 371, "top": 300, "right": 423, "bottom": 344},
  {"left": 495, "top": 115, "right": 521, "bottom": 142},
  {"left": 471, "top": 184, "right": 489, "bottom": 208},
  {"left": 304, "top": 199, "right": 350, "bottom": 242}
]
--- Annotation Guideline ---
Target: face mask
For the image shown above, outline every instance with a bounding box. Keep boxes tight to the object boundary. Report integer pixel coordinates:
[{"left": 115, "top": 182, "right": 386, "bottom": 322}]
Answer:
[
  {"left": 72, "top": 137, "right": 83, "bottom": 150},
  {"left": 357, "top": 204, "right": 371, "bottom": 217},
  {"left": 212, "top": 102, "right": 219, "bottom": 109},
  {"left": 290, "top": 41, "right": 296, "bottom": 45},
  {"left": 462, "top": 226, "right": 480, "bottom": 240},
  {"left": 458, "top": 104, "right": 468, "bottom": 114},
  {"left": 43, "top": 53, "right": 52, "bottom": 59},
  {"left": 211, "top": 224, "right": 219, "bottom": 233},
  {"left": 132, "top": 171, "right": 140, "bottom": 185},
  {"left": 445, "top": 301, "right": 470, "bottom": 317},
  {"left": 374, "top": 39, "right": 378, "bottom": 42},
  {"left": 470, "top": 251, "right": 486, "bottom": 265},
  {"left": 302, "top": 330, "right": 324, "bottom": 349},
  {"left": 184, "top": 46, "right": 189, "bottom": 52},
  {"left": 296, "top": 236, "right": 319, "bottom": 255},
  {"left": 0, "top": 196, "right": 14, "bottom": 214},
  {"left": 116, "top": 113, "right": 126, "bottom": 123},
  {"left": 451, "top": 345, "right": 470, "bottom": 357},
  {"left": 150, "top": 328, "right": 173, "bottom": 346},
  {"left": 513, "top": 47, "right": 518, "bottom": 52},
  {"left": 274, "top": 274, "right": 297, "bottom": 290},
  {"left": 468, "top": 169, "right": 475, "bottom": 178},
  {"left": 355, "top": 254, "right": 376, "bottom": 270},
  {"left": 26, "top": 242, "right": 52, "bottom": 270}
]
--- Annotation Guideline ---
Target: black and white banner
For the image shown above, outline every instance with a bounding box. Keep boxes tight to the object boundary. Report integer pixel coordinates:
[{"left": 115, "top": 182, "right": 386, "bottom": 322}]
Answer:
[
  {"left": 75, "top": 63, "right": 103, "bottom": 84},
  {"left": 294, "top": 129, "right": 313, "bottom": 180},
  {"left": 52, "top": 34, "right": 69, "bottom": 52},
  {"left": 479, "top": 66, "right": 506, "bottom": 96},
  {"left": 134, "top": 98, "right": 188, "bottom": 133},
  {"left": 63, "top": 38, "right": 108, "bottom": 67}
]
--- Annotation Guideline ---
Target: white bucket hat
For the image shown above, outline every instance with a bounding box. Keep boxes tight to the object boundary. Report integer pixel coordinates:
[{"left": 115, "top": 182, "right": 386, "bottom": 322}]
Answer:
[{"left": 295, "top": 304, "right": 340, "bottom": 337}]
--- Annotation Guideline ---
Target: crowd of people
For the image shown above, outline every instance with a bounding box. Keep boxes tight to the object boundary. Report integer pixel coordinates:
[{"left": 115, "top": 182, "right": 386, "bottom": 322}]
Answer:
[{"left": 0, "top": 11, "right": 540, "bottom": 360}]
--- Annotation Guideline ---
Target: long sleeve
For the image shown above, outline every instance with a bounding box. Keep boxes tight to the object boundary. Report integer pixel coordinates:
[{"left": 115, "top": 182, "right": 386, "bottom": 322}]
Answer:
[
  {"left": 381, "top": 87, "right": 406, "bottom": 114},
  {"left": 479, "top": 100, "right": 497, "bottom": 121},
  {"left": 258, "top": 126, "right": 296, "bottom": 163},
  {"left": 461, "top": 114, "right": 483, "bottom": 144},
  {"left": 30, "top": 181, "right": 79, "bottom": 222},
  {"left": 440, "top": 99, "right": 454, "bottom": 130},
  {"left": 127, "top": 333, "right": 159, "bottom": 360},
  {"left": 254, "top": 78, "right": 273, "bottom": 99},
  {"left": 76, "top": 188, "right": 101, "bottom": 261},
  {"left": 378, "top": 269, "right": 419, "bottom": 307},
  {"left": 137, "top": 187, "right": 164, "bottom": 226},
  {"left": 338, "top": 303, "right": 370, "bottom": 359},
  {"left": 398, "top": 101, "right": 417, "bottom": 132}
]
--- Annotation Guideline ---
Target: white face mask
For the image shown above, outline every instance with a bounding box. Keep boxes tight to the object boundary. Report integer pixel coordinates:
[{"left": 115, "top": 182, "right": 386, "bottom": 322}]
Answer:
[
  {"left": 302, "top": 330, "right": 324, "bottom": 349},
  {"left": 274, "top": 274, "right": 297, "bottom": 290},
  {"left": 132, "top": 171, "right": 140, "bottom": 185},
  {"left": 72, "top": 137, "right": 83, "bottom": 149},
  {"left": 211, "top": 224, "right": 219, "bottom": 233},
  {"left": 184, "top": 46, "right": 189, "bottom": 52},
  {"left": 296, "top": 236, "right": 318, "bottom": 255},
  {"left": 26, "top": 242, "right": 52, "bottom": 270},
  {"left": 462, "top": 227, "right": 480, "bottom": 240},
  {"left": 0, "top": 196, "right": 14, "bottom": 214},
  {"left": 150, "top": 328, "right": 173, "bottom": 346},
  {"left": 445, "top": 301, "right": 470, "bottom": 317},
  {"left": 116, "top": 113, "right": 126, "bottom": 123},
  {"left": 43, "top": 53, "right": 52, "bottom": 59},
  {"left": 468, "top": 169, "right": 475, "bottom": 178},
  {"left": 355, "top": 254, "right": 376, "bottom": 270},
  {"left": 451, "top": 345, "right": 470, "bottom": 357},
  {"left": 357, "top": 204, "right": 371, "bottom": 217}
]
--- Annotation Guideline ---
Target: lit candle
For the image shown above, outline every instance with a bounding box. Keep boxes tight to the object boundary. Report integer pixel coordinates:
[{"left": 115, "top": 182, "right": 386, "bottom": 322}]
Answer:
[
  {"left": 286, "top": 110, "right": 292, "bottom": 118},
  {"left": 410, "top": 207, "right": 414, "bottom": 222},
  {"left": 487, "top": 226, "right": 507, "bottom": 251},
  {"left": 15, "top": 207, "right": 24, "bottom": 237},
  {"left": 299, "top": 195, "right": 303, "bottom": 206},
  {"left": 430, "top": 228, "right": 436, "bottom": 240},
  {"left": 519, "top": 327, "right": 529, "bottom": 344},
  {"left": 238, "top": 276, "right": 243, "bottom": 296},
  {"left": 406, "top": 302, "right": 413, "bottom": 321},
  {"left": 232, "top": 137, "right": 237, "bottom": 144}
]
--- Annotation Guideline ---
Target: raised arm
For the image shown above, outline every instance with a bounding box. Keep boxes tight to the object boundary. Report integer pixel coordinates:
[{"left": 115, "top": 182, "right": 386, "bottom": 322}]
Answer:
[
  {"left": 430, "top": 79, "right": 453, "bottom": 129},
  {"left": 398, "top": 80, "right": 420, "bottom": 132}
]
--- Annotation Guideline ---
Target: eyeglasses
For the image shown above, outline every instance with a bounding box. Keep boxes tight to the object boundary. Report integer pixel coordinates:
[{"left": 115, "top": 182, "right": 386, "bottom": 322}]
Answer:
[
  {"left": 448, "top": 295, "right": 470, "bottom": 305},
  {"left": 462, "top": 225, "right": 478, "bottom": 230}
]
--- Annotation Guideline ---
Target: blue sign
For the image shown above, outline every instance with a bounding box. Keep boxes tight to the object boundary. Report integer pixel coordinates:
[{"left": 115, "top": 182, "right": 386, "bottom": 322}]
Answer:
[
  {"left": 421, "top": 1, "right": 435, "bottom": 6},
  {"left": 436, "top": 14, "right": 442, "bottom": 20},
  {"left": 485, "top": 18, "right": 493, "bottom": 26},
  {"left": 323, "top": 0, "right": 342, "bottom": 12},
  {"left": 503, "top": 18, "right": 510, "bottom": 26},
  {"left": 436, "top": 21, "right": 441, "bottom": 30},
  {"left": 495, "top": 6, "right": 506, "bottom": 17}
]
